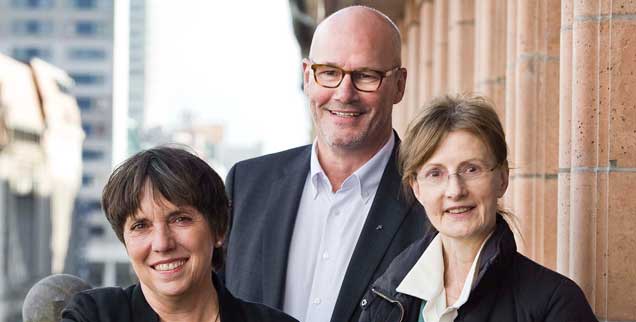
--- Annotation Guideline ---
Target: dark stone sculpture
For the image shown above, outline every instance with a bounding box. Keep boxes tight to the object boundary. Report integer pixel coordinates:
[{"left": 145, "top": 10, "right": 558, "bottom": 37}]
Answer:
[{"left": 22, "top": 274, "right": 92, "bottom": 322}]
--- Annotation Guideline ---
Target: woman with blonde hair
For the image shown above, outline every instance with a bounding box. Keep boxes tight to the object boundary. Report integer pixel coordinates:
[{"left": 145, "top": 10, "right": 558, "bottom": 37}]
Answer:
[{"left": 358, "top": 94, "right": 596, "bottom": 322}]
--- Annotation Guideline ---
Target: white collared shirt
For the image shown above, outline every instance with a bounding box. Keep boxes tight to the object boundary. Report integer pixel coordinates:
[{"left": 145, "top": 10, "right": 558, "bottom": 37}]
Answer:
[
  {"left": 283, "top": 135, "right": 395, "bottom": 322},
  {"left": 396, "top": 233, "right": 492, "bottom": 322}
]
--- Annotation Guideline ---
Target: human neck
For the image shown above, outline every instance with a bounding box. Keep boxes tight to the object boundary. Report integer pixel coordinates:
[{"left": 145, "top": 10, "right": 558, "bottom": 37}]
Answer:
[
  {"left": 440, "top": 231, "right": 492, "bottom": 304},
  {"left": 315, "top": 134, "right": 391, "bottom": 192},
  {"left": 143, "top": 279, "right": 220, "bottom": 322}
]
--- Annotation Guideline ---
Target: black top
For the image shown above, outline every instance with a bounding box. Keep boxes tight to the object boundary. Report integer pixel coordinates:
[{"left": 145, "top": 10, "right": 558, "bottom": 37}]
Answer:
[
  {"left": 358, "top": 216, "right": 598, "bottom": 322},
  {"left": 61, "top": 273, "right": 298, "bottom": 322}
]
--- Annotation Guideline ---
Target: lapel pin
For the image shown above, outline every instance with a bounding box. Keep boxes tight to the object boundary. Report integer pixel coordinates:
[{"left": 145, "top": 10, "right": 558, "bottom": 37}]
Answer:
[{"left": 375, "top": 225, "right": 383, "bottom": 230}]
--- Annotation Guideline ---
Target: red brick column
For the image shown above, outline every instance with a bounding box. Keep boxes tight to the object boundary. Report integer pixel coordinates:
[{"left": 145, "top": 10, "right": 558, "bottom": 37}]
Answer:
[
  {"left": 569, "top": 0, "right": 601, "bottom": 305},
  {"left": 447, "top": 0, "right": 475, "bottom": 93},
  {"left": 503, "top": 0, "right": 517, "bottom": 209},
  {"left": 511, "top": 0, "right": 542, "bottom": 257},
  {"left": 405, "top": 6, "right": 420, "bottom": 121},
  {"left": 432, "top": 0, "right": 449, "bottom": 96},
  {"left": 474, "top": 0, "right": 506, "bottom": 119},
  {"left": 417, "top": 0, "right": 434, "bottom": 107},
  {"left": 598, "top": 1, "right": 636, "bottom": 319},
  {"left": 557, "top": 0, "right": 573, "bottom": 279}
]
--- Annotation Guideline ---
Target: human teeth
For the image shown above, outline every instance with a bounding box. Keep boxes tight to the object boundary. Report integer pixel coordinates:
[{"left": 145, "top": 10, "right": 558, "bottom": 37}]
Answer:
[
  {"left": 154, "top": 260, "right": 185, "bottom": 271},
  {"left": 331, "top": 111, "right": 360, "bottom": 117},
  {"left": 447, "top": 207, "right": 471, "bottom": 214}
]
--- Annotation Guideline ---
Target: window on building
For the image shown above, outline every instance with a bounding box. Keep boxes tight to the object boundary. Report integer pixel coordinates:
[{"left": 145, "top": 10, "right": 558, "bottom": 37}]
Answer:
[
  {"left": 11, "top": 0, "right": 54, "bottom": 8},
  {"left": 82, "top": 148, "right": 104, "bottom": 160},
  {"left": 12, "top": 47, "right": 51, "bottom": 62},
  {"left": 12, "top": 20, "right": 53, "bottom": 36},
  {"left": 74, "top": 20, "right": 107, "bottom": 36},
  {"left": 82, "top": 122, "right": 93, "bottom": 136},
  {"left": 68, "top": 48, "right": 106, "bottom": 60},
  {"left": 71, "top": 0, "right": 96, "bottom": 9},
  {"left": 76, "top": 96, "right": 94, "bottom": 111},
  {"left": 70, "top": 73, "right": 104, "bottom": 85},
  {"left": 81, "top": 174, "right": 93, "bottom": 186}
]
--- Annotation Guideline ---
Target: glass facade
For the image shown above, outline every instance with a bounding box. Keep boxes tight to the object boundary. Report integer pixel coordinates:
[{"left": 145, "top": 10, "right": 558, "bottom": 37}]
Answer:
[
  {"left": 12, "top": 46, "right": 52, "bottom": 61},
  {"left": 70, "top": 73, "right": 105, "bottom": 85},
  {"left": 11, "top": 0, "right": 54, "bottom": 8},
  {"left": 68, "top": 48, "right": 106, "bottom": 60},
  {"left": 12, "top": 19, "right": 53, "bottom": 36}
]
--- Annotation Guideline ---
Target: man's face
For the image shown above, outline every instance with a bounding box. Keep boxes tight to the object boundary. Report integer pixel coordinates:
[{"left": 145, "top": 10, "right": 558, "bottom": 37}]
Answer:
[{"left": 303, "top": 20, "right": 405, "bottom": 153}]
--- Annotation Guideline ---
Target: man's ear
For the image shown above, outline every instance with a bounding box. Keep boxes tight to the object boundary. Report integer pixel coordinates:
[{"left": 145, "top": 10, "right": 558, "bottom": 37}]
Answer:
[
  {"left": 393, "top": 68, "right": 407, "bottom": 104},
  {"left": 302, "top": 58, "right": 311, "bottom": 95}
]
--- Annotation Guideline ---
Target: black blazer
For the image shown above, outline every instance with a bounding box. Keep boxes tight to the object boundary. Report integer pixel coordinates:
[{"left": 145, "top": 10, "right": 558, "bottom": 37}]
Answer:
[
  {"left": 60, "top": 273, "right": 297, "bottom": 322},
  {"left": 358, "top": 216, "right": 598, "bottom": 322},
  {"left": 224, "top": 134, "right": 429, "bottom": 322}
]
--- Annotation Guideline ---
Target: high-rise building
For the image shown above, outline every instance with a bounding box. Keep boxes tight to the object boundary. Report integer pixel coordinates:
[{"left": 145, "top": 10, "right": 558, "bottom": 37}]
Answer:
[
  {"left": 0, "top": 0, "right": 119, "bottom": 286},
  {"left": 127, "top": 0, "right": 146, "bottom": 155}
]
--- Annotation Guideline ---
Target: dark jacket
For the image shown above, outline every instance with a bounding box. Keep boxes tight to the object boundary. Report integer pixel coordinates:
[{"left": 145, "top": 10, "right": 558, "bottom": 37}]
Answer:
[
  {"left": 60, "top": 273, "right": 298, "bottom": 322},
  {"left": 358, "top": 216, "right": 598, "bottom": 322},
  {"left": 224, "top": 133, "right": 429, "bottom": 322}
]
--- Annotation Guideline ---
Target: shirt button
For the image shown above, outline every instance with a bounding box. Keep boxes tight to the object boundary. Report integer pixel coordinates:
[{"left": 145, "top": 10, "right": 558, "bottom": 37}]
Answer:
[
  {"left": 322, "top": 252, "right": 329, "bottom": 260},
  {"left": 313, "top": 297, "right": 321, "bottom": 305}
]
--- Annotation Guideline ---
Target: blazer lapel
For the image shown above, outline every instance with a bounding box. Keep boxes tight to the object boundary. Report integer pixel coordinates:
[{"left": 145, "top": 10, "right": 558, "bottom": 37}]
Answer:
[
  {"left": 330, "top": 139, "right": 415, "bottom": 322},
  {"left": 261, "top": 147, "right": 311, "bottom": 309}
]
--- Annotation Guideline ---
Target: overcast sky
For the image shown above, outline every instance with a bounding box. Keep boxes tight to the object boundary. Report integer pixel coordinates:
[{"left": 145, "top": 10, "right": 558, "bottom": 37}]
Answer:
[{"left": 144, "top": 1, "right": 311, "bottom": 154}]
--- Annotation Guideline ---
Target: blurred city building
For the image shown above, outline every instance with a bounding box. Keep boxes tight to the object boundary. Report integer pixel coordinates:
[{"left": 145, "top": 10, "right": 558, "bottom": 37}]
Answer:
[
  {"left": 127, "top": 0, "right": 146, "bottom": 155},
  {"left": 290, "top": 0, "right": 636, "bottom": 320},
  {"left": 140, "top": 112, "right": 263, "bottom": 179},
  {"left": 0, "top": 0, "right": 133, "bottom": 292},
  {"left": 0, "top": 54, "right": 83, "bottom": 322}
]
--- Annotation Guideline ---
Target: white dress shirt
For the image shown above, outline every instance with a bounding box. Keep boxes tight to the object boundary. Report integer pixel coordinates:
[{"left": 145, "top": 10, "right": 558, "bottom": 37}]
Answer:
[
  {"left": 396, "top": 233, "right": 492, "bottom": 322},
  {"left": 283, "top": 135, "right": 395, "bottom": 322}
]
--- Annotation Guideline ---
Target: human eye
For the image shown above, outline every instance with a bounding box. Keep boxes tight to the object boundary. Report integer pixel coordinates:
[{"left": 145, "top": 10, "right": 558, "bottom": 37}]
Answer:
[
  {"left": 422, "top": 167, "right": 446, "bottom": 182},
  {"left": 460, "top": 163, "right": 484, "bottom": 178},
  {"left": 354, "top": 71, "right": 381, "bottom": 83},
  {"left": 129, "top": 219, "right": 148, "bottom": 231},
  {"left": 316, "top": 67, "right": 341, "bottom": 78},
  {"left": 170, "top": 213, "right": 193, "bottom": 225}
]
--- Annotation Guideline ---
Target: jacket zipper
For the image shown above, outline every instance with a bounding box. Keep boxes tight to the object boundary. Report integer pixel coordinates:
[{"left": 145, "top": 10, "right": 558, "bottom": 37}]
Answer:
[{"left": 371, "top": 287, "right": 405, "bottom": 322}]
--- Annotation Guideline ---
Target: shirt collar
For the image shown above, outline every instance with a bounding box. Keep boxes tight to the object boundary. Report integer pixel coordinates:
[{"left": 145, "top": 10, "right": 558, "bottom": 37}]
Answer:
[
  {"left": 396, "top": 232, "right": 493, "bottom": 307},
  {"left": 308, "top": 134, "right": 395, "bottom": 202}
]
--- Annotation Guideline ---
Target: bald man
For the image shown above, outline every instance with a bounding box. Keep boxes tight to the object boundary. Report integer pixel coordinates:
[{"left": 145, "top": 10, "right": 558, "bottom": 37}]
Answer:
[{"left": 224, "top": 6, "right": 429, "bottom": 322}]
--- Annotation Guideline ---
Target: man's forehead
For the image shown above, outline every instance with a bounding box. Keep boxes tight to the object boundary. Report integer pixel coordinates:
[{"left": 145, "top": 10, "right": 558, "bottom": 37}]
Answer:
[{"left": 309, "top": 8, "right": 400, "bottom": 67}]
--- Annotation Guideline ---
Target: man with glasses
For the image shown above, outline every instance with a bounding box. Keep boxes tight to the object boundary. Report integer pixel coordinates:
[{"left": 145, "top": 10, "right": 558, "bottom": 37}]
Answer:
[{"left": 224, "top": 6, "right": 429, "bottom": 322}]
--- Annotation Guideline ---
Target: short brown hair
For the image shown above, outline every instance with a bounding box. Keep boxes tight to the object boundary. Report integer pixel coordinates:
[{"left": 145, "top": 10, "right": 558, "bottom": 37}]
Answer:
[
  {"left": 101, "top": 146, "right": 229, "bottom": 270},
  {"left": 399, "top": 93, "right": 508, "bottom": 191}
]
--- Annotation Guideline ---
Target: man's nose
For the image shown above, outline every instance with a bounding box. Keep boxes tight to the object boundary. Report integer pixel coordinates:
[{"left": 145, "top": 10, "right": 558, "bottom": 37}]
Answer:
[{"left": 332, "top": 74, "right": 359, "bottom": 103}]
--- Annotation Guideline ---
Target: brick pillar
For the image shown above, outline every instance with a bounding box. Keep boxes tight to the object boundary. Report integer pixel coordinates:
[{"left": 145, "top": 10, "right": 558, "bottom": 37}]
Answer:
[
  {"left": 432, "top": 0, "right": 448, "bottom": 96},
  {"left": 417, "top": 0, "right": 434, "bottom": 107},
  {"left": 474, "top": 0, "right": 506, "bottom": 119},
  {"left": 447, "top": 0, "right": 475, "bottom": 93},
  {"left": 503, "top": 0, "right": 516, "bottom": 209},
  {"left": 604, "top": 3, "right": 636, "bottom": 318},
  {"left": 569, "top": 0, "right": 600, "bottom": 306},
  {"left": 405, "top": 6, "right": 420, "bottom": 121},
  {"left": 511, "top": 0, "right": 541, "bottom": 257},
  {"left": 557, "top": 0, "right": 573, "bottom": 276},
  {"left": 536, "top": 0, "right": 561, "bottom": 270}
]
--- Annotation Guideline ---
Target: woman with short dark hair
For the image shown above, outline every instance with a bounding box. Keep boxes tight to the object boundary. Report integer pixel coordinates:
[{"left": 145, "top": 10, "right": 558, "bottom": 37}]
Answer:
[
  {"left": 358, "top": 94, "right": 597, "bottom": 322},
  {"left": 62, "top": 146, "right": 297, "bottom": 322}
]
